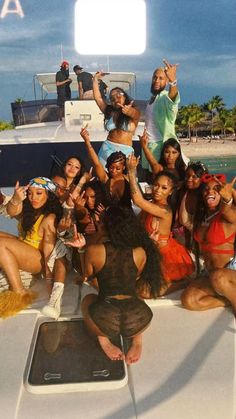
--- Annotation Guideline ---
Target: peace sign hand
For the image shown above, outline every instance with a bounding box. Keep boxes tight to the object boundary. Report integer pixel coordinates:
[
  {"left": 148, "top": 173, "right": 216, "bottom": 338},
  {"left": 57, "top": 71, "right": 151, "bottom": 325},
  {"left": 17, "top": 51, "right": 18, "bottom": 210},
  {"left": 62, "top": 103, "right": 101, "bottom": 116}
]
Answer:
[{"left": 218, "top": 176, "right": 236, "bottom": 203}]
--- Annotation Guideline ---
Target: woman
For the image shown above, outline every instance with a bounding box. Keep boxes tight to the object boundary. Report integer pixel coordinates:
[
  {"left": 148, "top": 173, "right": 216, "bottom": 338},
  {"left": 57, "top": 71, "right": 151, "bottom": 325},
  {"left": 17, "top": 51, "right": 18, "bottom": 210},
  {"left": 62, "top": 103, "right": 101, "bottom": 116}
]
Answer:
[
  {"left": 93, "top": 71, "right": 140, "bottom": 167},
  {"left": 80, "top": 126, "right": 132, "bottom": 208},
  {"left": 181, "top": 174, "right": 236, "bottom": 312},
  {"left": 69, "top": 205, "right": 162, "bottom": 364},
  {"left": 127, "top": 154, "right": 194, "bottom": 297},
  {"left": 178, "top": 161, "right": 208, "bottom": 248},
  {"left": 140, "top": 131, "right": 186, "bottom": 182},
  {"left": 0, "top": 177, "right": 62, "bottom": 318}
]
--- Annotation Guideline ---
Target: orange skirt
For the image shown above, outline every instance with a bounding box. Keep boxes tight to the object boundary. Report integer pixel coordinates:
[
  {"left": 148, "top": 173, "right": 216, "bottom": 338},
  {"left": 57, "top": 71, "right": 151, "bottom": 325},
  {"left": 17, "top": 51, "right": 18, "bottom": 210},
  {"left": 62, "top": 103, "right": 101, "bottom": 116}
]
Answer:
[{"left": 159, "top": 236, "right": 194, "bottom": 282}]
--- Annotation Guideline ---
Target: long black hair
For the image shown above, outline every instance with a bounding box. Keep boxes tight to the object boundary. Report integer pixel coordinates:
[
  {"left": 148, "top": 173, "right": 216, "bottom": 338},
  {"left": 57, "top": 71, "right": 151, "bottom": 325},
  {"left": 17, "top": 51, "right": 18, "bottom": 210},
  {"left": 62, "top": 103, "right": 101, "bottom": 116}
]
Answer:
[
  {"left": 104, "top": 87, "right": 136, "bottom": 131},
  {"left": 104, "top": 205, "right": 163, "bottom": 297},
  {"left": 159, "top": 138, "right": 186, "bottom": 181},
  {"left": 21, "top": 191, "right": 62, "bottom": 236}
]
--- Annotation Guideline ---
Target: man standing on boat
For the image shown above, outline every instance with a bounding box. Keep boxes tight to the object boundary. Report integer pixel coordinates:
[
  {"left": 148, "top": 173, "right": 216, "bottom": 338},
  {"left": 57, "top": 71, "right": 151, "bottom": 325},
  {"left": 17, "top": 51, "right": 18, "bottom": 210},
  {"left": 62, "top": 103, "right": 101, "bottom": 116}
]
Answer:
[
  {"left": 141, "top": 59, "right": 180, "bottom": 173},
  {"left": 73, "top": 65, "right": 94, "bottom": 100},
  {"left": 56, "top": 61, "right": 72, "bottom": 121}
]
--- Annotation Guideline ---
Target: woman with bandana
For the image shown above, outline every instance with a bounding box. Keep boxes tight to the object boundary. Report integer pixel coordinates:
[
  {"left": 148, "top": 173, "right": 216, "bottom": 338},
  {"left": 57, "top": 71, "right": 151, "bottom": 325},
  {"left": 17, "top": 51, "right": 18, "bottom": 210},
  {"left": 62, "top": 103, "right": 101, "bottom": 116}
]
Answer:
[{"left": 0, "top": 177, "right": 62, "bottom": 318}]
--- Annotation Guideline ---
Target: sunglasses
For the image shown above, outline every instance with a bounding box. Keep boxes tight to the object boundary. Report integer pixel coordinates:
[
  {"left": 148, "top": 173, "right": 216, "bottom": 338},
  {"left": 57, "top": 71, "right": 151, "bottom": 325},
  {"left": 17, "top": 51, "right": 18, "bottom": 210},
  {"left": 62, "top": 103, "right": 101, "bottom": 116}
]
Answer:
[
  {"left": 54, "top": 182, "right": 70, "bottom": 192},
  {"left": 201, "top": 173, "right": 226, "bottom": 184},
  {"left": 110, "top": 92, "right": 125, "bottom": 101}
]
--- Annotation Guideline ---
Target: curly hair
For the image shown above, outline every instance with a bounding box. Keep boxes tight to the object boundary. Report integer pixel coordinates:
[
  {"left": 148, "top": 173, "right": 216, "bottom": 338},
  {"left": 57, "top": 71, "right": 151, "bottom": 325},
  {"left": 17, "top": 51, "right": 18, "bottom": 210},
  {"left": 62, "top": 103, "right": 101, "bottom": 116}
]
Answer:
[
  {"left": 106, "top": 151, "right": 126, "bottom": 171},
  {"left": 104, "top": 205, "right": 163, "bottom": 297},
  {"left": 104, "top": 87, "right": 136, "bottom": 131},
  {"left": 159, "top": 138, "right": 186, "bottom": 181},
  {"left": 21, "top": 191, "right": 63, "bottom": 237},
  {"left": 186, "top": 161, "right": 208, "bottom": 179}
]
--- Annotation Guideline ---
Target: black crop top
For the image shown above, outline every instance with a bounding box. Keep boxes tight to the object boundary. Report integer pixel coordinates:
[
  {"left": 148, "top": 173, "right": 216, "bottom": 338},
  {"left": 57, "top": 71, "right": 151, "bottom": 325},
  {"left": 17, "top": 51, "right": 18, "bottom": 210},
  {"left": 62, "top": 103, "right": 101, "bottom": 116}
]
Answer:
[{"left": 95, "top": 242, "right": 138, "bottom": 297}]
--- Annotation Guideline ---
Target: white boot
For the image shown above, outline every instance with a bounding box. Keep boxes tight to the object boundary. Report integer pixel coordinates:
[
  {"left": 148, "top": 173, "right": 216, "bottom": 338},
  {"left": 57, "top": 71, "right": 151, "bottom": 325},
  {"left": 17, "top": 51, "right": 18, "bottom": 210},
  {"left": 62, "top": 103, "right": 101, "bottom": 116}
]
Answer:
[{"left": 41, "top": 282, "right": 64, "bottom": 320}]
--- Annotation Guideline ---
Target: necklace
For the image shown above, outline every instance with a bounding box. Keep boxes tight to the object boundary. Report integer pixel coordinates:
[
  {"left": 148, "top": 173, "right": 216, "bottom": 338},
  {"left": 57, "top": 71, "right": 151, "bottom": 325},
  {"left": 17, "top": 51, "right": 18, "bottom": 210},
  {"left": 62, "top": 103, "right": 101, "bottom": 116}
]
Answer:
[{"left": 202, "top": 210, "right": 219, "bottom": 227}]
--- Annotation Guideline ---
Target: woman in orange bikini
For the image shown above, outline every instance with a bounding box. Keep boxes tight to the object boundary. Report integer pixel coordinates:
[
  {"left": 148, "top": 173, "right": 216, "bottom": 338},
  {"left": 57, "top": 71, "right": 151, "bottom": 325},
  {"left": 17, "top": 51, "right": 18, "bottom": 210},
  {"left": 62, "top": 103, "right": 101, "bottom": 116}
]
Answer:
[
  {"left": 127, "top": 154, "right": 194, "bottom": 297},
  {"left": 181, "top": 174, "right": 236, "bottom": 311}
]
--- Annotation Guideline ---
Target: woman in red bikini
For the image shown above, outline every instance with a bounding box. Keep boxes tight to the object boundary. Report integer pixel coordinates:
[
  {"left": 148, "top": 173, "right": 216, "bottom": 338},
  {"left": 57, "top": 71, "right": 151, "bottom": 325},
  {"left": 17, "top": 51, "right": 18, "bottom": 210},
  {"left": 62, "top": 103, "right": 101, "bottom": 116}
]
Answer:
[
  {"left": 181, "top": 174, "right": 236, "bottom": 311},
  {"left": 127, "top": 154, "right": 194, "bottom": 297}
]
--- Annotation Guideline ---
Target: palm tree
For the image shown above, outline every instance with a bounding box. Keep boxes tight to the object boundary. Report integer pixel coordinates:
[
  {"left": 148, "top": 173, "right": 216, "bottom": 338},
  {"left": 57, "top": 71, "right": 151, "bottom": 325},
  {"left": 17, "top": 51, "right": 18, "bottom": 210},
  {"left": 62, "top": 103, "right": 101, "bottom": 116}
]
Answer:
[
  {"left": 204, "top": 95, "right": 225, "bottom": 139},
  {"left": 177, "top": 104, "right": 204, "bottom": 142},
  {"left": 216, "top": 109, "right": 234, "bottom": 139}
]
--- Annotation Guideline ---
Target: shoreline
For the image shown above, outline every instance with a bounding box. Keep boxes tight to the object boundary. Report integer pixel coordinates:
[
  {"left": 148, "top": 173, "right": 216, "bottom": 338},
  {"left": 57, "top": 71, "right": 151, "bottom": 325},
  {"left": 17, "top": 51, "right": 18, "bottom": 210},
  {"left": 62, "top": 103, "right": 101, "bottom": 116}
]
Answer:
[{"left": 180, "top": 138, "right": 236, "bottom": 158}]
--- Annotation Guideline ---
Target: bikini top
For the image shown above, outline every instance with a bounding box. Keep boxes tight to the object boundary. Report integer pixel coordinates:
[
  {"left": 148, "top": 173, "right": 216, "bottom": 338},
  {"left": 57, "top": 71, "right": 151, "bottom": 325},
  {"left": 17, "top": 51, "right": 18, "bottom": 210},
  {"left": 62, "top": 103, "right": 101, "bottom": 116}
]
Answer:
[
  {"left": 194, "top": 212, "right": 235, "bottom": 255},
  {"left": 144, "top": 213, "right": 170, "bottom": 243},
  {"left": 18, "top": 214, "right": 44, "bottom": 249},
  {"left": 104, "top": 115, "right": 131, "bottom": 133}
]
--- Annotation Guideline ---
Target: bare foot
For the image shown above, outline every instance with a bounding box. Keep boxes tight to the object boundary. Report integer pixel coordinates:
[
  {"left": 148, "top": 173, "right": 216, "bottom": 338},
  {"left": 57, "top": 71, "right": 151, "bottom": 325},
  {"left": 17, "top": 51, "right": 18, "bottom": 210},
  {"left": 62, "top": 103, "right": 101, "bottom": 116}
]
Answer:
[
  {"left": 125, "top": 334, "right": 142, "bottom": 365},
  {"left": 98, "top": 336, "right": 124, "bottom": 361}
]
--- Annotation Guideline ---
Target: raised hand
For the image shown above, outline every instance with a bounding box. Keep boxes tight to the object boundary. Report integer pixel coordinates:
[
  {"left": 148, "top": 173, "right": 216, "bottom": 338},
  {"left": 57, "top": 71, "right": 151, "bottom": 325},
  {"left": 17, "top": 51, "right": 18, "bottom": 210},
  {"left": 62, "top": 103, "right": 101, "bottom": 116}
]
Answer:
[
  {"left": 117, "top": 100, "right": 134, "bottom": 115},
  {"left": 58, "top": 210, "right": 73, "bottom": 232},
  {"left": 13, "top": 181, "right": 29, "bottom": 203},
  {"left": 218, "top": 176, "right": 236, "bottom": 203},
  {"left": 139, "top": 128, "right": 148, "bottom": 148},
  {"left": 126, "top": 153, "right": 140, "bottom": 172},
  {"left": 80, "top": 124, "right": 90, "bottom": 143},
  {"left": 65, "top": 224, "right": 86, "bottom": 248},
  {"left": 163, "top": 58, "right": 179, "bottom": 83}
]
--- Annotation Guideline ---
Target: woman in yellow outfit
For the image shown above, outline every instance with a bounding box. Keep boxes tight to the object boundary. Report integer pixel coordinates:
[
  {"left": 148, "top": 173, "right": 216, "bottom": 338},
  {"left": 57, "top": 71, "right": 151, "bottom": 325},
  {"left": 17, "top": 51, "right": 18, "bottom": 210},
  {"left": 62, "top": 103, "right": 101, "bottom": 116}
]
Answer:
[{"left": 0, "top": 177, "right": 62, "bottom": 318}]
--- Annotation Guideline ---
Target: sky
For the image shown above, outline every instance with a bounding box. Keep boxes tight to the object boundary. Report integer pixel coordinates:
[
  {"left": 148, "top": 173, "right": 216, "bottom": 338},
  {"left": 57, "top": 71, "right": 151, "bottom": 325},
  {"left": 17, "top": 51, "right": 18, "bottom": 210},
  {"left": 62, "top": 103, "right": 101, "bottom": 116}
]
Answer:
[{"left": 0, "top": 0, "right": 235, "bottom": 121}]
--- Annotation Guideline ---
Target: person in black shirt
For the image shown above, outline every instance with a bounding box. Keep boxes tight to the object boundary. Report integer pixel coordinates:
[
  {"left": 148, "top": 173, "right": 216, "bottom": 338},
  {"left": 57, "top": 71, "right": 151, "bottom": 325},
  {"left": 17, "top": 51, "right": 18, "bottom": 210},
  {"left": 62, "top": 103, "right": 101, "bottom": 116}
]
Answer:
[
  {"left": 56, "top": 60, "right": 72, "bottom": 120},
  {"left": 73, "top": 65, "right": 94, "bottom": 99}
]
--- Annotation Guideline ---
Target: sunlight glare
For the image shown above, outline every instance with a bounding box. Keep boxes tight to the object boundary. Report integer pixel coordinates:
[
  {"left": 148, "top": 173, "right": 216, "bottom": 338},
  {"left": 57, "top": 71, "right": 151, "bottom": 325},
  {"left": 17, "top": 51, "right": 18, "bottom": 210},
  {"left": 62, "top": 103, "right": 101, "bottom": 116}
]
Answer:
[{"left": 74, "top": 0, "right": 146, "bottom": 55}]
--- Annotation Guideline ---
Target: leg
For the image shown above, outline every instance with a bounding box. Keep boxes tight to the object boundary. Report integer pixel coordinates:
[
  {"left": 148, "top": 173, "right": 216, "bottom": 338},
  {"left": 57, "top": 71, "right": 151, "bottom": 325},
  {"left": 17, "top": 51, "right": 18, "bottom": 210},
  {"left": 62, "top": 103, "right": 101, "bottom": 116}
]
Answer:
[
  {"left": 41, "top": 257, "right": 67, "bottom": 319},
  {"left": 0, "top": 238, "right": 42, "bottom": 293},
  {"left": 82, "top": 295, "right": 124, "bottom": 361},
  {"left": 210, "top": 268, "right": 236, "bottom": 312},
  {"left": 181, "top": 277, "right": 227, "bottom": 311},
  {"left": 125, "top": 334, "right": 143, "bottom": 365}
]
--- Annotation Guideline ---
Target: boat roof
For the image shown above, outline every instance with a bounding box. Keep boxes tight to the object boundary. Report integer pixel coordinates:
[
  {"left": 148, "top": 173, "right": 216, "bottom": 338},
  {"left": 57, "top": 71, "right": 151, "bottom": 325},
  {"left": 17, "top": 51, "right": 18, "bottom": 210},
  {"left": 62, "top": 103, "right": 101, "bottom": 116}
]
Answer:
[{"left": 34, "top": 72, "right": 136, "bottom": 98}]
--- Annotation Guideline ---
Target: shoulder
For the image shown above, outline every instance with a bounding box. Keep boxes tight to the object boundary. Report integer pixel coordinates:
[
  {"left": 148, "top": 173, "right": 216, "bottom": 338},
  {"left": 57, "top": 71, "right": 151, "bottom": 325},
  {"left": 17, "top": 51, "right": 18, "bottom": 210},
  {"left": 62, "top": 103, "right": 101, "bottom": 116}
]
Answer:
[{"left": 41, "top": 213, "right": 57, "bottom": 227}]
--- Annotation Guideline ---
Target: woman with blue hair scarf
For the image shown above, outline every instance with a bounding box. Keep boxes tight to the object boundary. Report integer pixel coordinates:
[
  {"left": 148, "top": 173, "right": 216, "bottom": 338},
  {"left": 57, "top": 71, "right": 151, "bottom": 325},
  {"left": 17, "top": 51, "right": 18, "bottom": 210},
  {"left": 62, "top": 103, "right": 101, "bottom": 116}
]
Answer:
[{"left": 0, "top": 177, "right": 62, "bottom": 318}]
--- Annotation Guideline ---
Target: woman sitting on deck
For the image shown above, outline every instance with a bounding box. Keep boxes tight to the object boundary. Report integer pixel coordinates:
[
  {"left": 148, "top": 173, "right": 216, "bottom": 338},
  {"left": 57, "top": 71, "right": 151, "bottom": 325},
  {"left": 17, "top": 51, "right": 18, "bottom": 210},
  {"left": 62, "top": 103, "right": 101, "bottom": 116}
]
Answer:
[
  {"left": 93, "top": 71, "right": 140, "bottom": 167},
  {"left": 68, "top": 205, "right": 162, "bottom": 364},
  {"left": 0, "top": 177, "right": 62, "bottom": 318},
  {"left": 127, "top": 154, "right": 194, "bottom": 297},
  {"left": 181, "top": 174, "right": 236, "bottom": 312}
]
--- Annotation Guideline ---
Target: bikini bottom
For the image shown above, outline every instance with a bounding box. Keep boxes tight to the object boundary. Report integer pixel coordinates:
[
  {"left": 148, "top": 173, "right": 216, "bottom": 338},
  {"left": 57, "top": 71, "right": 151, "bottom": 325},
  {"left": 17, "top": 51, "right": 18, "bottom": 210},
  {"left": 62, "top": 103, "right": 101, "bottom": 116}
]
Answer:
[{"left": 89, "top": 296, "right": 153, "bottom": 338}]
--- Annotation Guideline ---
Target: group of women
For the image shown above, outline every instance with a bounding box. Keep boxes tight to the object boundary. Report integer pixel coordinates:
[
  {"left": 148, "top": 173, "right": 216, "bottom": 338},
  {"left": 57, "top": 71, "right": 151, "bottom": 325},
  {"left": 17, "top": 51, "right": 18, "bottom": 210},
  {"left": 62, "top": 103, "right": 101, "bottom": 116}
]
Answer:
[{"left": 0, "top": 71, "right": 235, "bottom": 365}]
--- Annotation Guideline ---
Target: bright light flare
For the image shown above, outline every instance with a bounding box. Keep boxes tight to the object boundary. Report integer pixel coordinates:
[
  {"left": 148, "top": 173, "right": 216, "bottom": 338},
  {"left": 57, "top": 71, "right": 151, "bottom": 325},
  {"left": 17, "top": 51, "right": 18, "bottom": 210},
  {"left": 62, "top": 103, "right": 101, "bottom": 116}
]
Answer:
[{"left": 75, "top": 0, "right": 146, "bottom": 55}]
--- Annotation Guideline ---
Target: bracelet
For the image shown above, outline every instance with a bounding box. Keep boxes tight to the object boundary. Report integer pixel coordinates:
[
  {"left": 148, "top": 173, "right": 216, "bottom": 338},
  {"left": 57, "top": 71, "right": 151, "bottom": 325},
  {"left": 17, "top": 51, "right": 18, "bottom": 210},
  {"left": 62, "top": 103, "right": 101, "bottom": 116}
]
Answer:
[
  {"left": 77, "top": 182, "right": 84, "bottom": 189},
  {"left": 222, "top": 197, "right": 233, "bottom": 205},
  {"left": 169, "top": 80, "right": 177, "bottom": 87},
  {"left": 77, "top": 248, "right": 85, "bottom": 254}
]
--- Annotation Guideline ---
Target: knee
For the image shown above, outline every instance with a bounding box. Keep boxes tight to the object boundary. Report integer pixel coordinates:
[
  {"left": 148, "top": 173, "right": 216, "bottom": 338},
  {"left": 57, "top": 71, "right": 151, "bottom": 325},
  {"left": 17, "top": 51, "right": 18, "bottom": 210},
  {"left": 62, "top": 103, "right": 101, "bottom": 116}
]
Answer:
[
  {"left": 181, "top": 286, "right": 203, "bottom": 311},
  {"left": 210, "top": 269, "right": 226, "bottom": 294}
]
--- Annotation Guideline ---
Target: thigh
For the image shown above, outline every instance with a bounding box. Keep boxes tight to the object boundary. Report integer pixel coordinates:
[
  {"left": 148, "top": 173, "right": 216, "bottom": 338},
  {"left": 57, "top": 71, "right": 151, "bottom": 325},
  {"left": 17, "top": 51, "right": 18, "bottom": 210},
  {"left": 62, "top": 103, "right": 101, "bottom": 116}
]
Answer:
[
  {"left": 121, "top": 298, "right": 153, "bottom": 338},
  {"left": 0, "top": 238, "right": 43, "bottom": 273}
]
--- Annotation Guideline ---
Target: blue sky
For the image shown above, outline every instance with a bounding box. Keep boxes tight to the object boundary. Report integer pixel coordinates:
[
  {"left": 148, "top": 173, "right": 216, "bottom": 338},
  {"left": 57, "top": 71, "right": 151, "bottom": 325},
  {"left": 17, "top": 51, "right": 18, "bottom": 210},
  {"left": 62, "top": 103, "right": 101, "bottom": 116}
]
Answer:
[{"left": 0, "top": 0, "right": 235, "bottom": 121}]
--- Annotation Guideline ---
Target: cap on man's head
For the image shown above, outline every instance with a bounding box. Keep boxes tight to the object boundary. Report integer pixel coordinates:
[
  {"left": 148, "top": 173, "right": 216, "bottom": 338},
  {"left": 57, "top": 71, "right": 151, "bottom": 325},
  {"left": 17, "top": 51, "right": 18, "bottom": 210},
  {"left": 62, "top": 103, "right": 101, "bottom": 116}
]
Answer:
[
  {"left": 61, "top": 60, "right": 69, "bottom": 68},
  {"left": 73, "top": 65, "right": 83, "bottom": 72}
]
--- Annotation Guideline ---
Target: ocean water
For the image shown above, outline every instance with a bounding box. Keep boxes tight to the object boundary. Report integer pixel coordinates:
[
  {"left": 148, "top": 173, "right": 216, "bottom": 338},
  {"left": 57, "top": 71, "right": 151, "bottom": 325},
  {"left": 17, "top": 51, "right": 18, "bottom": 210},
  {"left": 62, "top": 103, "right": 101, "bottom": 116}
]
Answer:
[{"left": 192, "top": 155, "right": 236, "bottom": 181}]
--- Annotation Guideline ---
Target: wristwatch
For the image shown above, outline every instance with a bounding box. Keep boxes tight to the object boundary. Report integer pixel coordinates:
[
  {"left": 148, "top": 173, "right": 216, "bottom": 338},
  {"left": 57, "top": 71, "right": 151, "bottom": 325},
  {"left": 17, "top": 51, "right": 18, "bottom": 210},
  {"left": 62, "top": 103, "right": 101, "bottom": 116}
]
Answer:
[{"left": 169, "top": 80, "right": 177, "bottom": 87}]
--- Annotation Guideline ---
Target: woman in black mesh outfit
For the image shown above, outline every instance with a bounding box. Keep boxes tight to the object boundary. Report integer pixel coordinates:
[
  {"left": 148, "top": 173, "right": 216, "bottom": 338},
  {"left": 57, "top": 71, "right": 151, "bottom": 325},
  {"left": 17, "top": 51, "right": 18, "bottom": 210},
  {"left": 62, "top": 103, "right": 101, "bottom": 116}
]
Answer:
[{"left": 78, "top": 205, "right": 162, "bottom": 364}]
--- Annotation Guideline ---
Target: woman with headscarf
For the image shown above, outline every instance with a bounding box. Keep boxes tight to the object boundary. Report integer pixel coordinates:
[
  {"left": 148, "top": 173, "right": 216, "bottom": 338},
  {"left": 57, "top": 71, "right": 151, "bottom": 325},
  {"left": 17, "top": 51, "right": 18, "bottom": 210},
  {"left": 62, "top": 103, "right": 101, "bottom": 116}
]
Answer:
[{"left": 0, "top": 177, "right": 62, "bottom": 318}]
